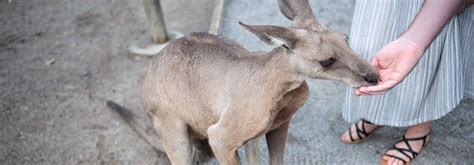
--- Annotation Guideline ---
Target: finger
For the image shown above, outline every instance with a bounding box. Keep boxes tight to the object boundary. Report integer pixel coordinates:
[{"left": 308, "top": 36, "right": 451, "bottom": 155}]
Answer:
[
  {"left": 358, "top": 89, "right": 387, "bottom": 96},
  {"left": 370, "top": 57, "right": 380, "bottom": 69},
  {"left": 365, "top": 80, "right": 398, "bottom": 93},
  {"left": 358, "top": 86, "right": 371, "bottom": 93},
  {"left": 358, "top": 86, "right": 367, "bottom": 92},
  {"left": 364, "top": 90, "right": 387, "bottom": 95},
  {"left": 357, "top": 92, "right": 371, "bottom": 96},
  {"left": 357, "top": 87, "right": 372, "bottom": 95},
  {"left": 357, "top": 92, "right": 369, "bottom": 96},
  {"left": 355, "top": 87, "right": 369, "bottom": 96}
]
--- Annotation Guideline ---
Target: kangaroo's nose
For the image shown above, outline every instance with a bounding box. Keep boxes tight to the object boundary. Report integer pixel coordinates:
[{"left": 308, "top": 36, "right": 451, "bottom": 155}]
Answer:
[{"left": 364, "top": 73, "right": 379, "bottom": 85}]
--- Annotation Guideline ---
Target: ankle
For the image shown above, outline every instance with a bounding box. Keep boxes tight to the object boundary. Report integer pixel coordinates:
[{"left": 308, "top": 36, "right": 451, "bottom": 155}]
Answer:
[
  {"left": 363, "top": 122, "right": 380, "bottom": 130},
  {"left": 405, "top": 122, "right": 432, "bottom": 137}
]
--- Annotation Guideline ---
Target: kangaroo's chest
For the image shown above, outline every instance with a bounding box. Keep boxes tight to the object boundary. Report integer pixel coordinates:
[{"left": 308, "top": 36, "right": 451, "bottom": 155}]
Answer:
[{"left": 269, "top": 81, "right": 309, "bottom": 130}]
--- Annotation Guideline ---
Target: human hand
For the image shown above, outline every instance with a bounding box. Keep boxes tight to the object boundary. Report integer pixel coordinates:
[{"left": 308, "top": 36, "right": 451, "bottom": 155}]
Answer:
[{"left": 356, "top": 37, "right": 425, "bottom": 96}]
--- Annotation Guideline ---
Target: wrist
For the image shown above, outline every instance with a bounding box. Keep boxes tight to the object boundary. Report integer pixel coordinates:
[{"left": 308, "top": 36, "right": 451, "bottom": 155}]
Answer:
[
  {"left": 399, "top": 35, "right": 426, "bottom": 51},
  {"left": 397, "top": 36, "right": 426, "bottom": 59}
]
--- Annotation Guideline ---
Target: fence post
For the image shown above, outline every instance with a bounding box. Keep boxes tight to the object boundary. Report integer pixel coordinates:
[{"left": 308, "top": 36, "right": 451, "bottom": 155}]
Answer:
[{"left": 143, "top": 0, "right": 169, "bottom": 43}]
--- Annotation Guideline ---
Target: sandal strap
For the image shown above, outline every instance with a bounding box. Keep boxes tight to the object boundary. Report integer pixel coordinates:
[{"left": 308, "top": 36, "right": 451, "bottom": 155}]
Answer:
[
  {"left": 355, "top": 125, "right": 365, "bottom": 139},
  {"left": 401, "top": 137, "right": 415, "bottom": 155},
  {"left": 389, "top": 146, "right": 416, "bottom": 160},
  {"left": 384, "top": 153, "right": 407, "bottom": 164},
  {"left": 361, "top": 121, "right": 368, "bottom": 135},
  {"left": 401, "top": 131, "right": 431, "bottom": 151},
  {"left": 348, "top": 119, "right": 374, "bottom": 142},
  {"left": 348, "top": 125, "right": 355, "bottom": 142},
  {"left": 384, "top": 131, "right": 431, "bottom": 162},
  {"left": 361, "top": 119, "right": 373, "bottom": 125},
  {"left": 403, "top": 131, "right": 431, "bottom": 147},
  {"left": 356, "top": 119, "right": 372, "bottom": 137},
  {"left": 360, "top": 119, "right": 374, "bottom": 136}
]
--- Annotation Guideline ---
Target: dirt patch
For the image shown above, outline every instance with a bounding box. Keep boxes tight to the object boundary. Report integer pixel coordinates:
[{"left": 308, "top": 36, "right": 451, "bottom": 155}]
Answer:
[{"left": 0, "top": 0, "right": 214, "bottom": 164}]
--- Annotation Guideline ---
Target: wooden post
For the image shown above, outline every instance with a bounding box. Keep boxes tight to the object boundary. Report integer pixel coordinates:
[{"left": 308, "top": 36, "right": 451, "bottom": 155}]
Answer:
[{"left": 143, "top": 0, "right": 169, "bottom": 43}]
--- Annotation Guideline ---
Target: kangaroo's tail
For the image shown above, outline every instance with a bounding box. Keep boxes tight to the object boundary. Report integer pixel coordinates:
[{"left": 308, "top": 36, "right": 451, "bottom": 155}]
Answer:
[
  {"left": 106, "top": 100, "right": 216, "bottom": 163},
  {"left": 106, "top": 100, "right": 164, "bottom": 153}
]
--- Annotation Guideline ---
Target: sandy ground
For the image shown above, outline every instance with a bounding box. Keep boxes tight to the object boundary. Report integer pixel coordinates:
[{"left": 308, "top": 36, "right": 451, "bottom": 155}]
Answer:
[
  {"left": 1, "top": 0, "right": 473, "bottom": 164},
  {"left": 0, "top": 0, "right": 214, "bottom": 164}
]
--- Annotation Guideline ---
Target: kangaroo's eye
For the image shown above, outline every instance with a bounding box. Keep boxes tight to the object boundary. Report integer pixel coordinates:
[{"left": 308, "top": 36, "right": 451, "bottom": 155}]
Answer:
[{"left": 319, "top": 57, "right": 336, "bottom": 67}]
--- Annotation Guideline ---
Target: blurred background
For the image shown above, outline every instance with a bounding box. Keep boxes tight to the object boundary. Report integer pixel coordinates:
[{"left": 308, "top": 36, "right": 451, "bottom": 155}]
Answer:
[{"left": 0, "top": 0, "right": 472, "bottom": 164}]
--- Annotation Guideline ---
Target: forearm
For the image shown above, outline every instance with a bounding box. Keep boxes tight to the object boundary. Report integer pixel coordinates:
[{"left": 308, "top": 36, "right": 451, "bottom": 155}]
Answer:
[{"left": 401, "top": 0, "right": 464, "bottom": 51}]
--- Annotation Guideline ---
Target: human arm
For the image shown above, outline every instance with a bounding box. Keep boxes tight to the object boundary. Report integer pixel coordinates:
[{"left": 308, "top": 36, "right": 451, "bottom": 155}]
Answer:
[{"left": 356, "top": 0, "right": 464, "bottom": 96}]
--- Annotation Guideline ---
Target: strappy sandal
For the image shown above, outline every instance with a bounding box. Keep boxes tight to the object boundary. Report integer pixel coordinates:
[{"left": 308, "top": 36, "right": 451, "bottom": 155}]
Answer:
[
  {"left": 343, "top": 119, "right": 379, "bottom": 144},
  {"left": 380, "top": 131, "right": 431, "bottom": 165}
]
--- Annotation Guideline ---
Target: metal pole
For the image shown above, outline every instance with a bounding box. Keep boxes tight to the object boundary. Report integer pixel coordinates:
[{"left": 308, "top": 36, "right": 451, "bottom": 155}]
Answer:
[
  {"left": 143, "top": 0, "right": 169, "bottom": 43},
  {"left": 209, "top": 0, "right": 225, "bottom": 35}
]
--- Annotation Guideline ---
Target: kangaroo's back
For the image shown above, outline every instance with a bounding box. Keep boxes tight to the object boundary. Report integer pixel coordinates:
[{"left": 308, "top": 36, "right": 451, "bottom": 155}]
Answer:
[
  {"left": 141, "top": 33, "right": 263, "bottom": 135},
  {"left": 159, "top": 32, "right": 249, "bottom": 62}
]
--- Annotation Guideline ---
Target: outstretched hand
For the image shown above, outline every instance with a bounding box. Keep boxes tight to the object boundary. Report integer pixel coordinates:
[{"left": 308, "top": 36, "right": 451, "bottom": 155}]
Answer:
[{"left": 356, "top": 37, "right": 425, "bottom": 96}]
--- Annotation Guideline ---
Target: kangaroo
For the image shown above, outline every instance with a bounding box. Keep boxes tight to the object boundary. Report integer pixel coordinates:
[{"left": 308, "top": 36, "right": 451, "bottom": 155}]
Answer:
[{"left": 108, "top": 0, "right": 378, "bottom": 164}]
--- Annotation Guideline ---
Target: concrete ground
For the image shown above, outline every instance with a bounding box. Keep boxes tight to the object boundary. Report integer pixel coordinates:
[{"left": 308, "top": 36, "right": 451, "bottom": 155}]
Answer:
[
  {"left": 0, "top": 0, "right": 472, "bottom": 164},
  {"left": 0, "top": 0, "right": 214, "bottom": 164}
]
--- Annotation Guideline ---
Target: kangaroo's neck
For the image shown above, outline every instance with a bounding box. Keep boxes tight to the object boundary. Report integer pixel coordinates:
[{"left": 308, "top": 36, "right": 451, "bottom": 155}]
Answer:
[{"left": 260, "top": 47, "right": 305, "bottom": 95}]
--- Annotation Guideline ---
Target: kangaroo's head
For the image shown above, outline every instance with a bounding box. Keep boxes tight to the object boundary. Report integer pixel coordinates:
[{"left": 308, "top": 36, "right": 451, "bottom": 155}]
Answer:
[{"left": 239, "top": 0, "right": 378, "bottom": 87}]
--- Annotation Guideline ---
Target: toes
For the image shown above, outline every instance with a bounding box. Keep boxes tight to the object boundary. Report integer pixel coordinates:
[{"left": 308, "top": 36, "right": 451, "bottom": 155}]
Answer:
[
  {"left": 398, "top": 159, "right": 405, "bottom": 165},
  {"left": 388, "top": 157, "right": 395, "bottom": 165},
  {"left": 395, "top": 159, "right": 402, "bottom": 165},
  {"left": 384, "top": 155, "right": 409, "bottom": 165},
  {"left": 390, "top": 159, "right": 396, "bottom": 165},
  {"left": 340, "top": 132, "right": 349, "bottom": 143},
  {"left": 341, "top": 131, "right": 351, "bottom": 143}
]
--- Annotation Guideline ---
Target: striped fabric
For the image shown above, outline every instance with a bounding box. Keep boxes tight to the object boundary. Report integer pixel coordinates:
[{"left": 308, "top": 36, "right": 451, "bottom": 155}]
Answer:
[
  {"left": 342, "top": 0, "right": 472, "bottom": 127},
  {"left": 460, "top": 6, "right": 474, "bottom": 98}
]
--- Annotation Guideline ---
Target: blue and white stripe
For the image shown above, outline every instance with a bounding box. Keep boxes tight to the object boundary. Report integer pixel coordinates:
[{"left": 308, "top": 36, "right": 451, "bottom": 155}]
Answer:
[
  {"left": 342, "top": 0, "right": 472, "bottom": 127},
  {"left": 460, "top": 6, "right": 474, "bottom": 98}
]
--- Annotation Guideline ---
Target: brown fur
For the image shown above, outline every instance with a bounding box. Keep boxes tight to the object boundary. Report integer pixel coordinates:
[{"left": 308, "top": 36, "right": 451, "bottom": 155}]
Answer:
[{"left": 138, "top": 0, "right": 379, "bottom": 164}]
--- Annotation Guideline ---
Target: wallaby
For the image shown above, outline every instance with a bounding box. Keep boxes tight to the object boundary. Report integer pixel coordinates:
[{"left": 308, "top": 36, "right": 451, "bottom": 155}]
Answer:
[{"left": 108, "top": 0, "right": 378, "bottom": 164}]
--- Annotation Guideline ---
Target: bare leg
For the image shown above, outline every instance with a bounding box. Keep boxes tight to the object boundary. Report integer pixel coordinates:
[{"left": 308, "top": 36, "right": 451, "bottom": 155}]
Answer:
[{"left": 266, "top": 121, "right": 290, "bottom": 165}]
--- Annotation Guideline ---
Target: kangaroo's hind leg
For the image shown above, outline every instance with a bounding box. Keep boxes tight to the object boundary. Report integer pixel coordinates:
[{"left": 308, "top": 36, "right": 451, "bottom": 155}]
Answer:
[
  {"left": 245, "top": 137, "right": 261, "bottom": 165},
  {"left": 265, "top": 121, "right": 290, "bottom": 165},
  {"left": 151, "top": 115, "right": 194, "bottom": 165}
]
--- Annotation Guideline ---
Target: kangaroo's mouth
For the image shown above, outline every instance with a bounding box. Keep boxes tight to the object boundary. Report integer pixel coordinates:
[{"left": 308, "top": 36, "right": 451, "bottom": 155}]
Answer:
[{"left": 352, "top": 73, "right": 378, "bottom": 88}]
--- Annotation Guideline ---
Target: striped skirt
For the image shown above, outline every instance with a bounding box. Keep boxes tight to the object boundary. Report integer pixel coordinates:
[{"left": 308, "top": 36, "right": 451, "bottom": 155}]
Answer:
[{"left": 342, "top": 0, "right": 473, "bottom": 127}]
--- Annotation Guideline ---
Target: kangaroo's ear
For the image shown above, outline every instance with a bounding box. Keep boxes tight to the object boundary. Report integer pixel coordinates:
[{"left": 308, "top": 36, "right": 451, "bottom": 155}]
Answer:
[
  {"left": 278, "top": 0, "right": 327, "bottom": 31},
  {"left": 239, "top": 22, "right": 296, "bottom": 49}
]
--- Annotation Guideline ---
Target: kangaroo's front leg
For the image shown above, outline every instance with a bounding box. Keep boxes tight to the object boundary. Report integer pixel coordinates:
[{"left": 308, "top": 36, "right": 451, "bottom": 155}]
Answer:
[
  {"left": 207, "top": 107, "right": 271, "bottom": 165},
  {"left": 265, "top": 121, "right": 290, "bottom": 165}
]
